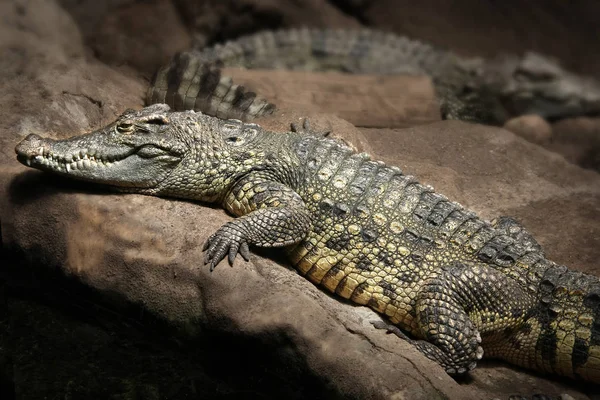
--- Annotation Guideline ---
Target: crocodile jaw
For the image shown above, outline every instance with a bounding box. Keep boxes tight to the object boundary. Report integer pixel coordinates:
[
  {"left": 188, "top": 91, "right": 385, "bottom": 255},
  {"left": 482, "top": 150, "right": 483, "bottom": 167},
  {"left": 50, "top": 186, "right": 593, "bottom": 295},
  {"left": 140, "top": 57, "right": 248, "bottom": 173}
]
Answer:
[{"left": 15, "top": 133, "right": 182, "bottom": 189}]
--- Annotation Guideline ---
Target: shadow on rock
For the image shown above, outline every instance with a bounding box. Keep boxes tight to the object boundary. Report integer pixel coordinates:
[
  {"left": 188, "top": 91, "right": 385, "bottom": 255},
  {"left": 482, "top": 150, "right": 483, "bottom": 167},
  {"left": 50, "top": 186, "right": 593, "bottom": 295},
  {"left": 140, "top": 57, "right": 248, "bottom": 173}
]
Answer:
[
  {"left": 3, "top": 250, "right": 346, "bottom": 400},
  {"left": 8, "top": 170, "right": 124, "bottom": 206}
]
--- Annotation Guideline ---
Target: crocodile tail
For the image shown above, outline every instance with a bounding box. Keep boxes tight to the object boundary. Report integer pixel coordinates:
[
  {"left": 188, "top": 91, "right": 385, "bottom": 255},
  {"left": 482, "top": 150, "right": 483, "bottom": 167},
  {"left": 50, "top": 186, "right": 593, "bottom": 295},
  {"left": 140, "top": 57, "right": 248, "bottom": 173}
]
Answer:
[
  {"left": 146, "top": 28, "right": 450, "bottom": 120},
  {"left": 531, "top": 264, "right": 600, "bottom": 382},
  {"left": 147, "top": 51, "right": 275, "bottom": 121}
]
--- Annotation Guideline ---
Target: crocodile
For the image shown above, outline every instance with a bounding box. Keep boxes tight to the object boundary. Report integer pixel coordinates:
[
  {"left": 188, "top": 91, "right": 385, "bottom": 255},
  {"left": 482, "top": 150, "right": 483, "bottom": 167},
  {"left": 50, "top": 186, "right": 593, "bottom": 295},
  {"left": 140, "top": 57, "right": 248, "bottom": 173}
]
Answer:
[
  {"left": 148, "top": 28, "right": 600, "bottom": 124},
  {"left": 15, "top": 103, "right": 600, "bottom": 383}
]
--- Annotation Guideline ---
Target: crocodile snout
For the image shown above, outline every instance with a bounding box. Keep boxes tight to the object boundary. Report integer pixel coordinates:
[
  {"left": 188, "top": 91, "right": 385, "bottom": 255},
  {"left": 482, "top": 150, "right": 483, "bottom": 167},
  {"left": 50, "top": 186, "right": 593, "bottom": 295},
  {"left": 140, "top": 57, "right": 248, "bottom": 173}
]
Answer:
[
  {"left": 15, "top": 133, "right": 46, "bottom": 157},
  {"left": 15, "top": 133, "right": 55, "bottom": 167}
]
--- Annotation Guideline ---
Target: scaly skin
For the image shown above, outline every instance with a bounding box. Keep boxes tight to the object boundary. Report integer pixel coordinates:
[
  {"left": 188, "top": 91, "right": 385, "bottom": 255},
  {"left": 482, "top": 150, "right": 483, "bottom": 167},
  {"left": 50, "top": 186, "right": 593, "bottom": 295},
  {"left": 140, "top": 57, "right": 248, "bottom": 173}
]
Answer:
[
  {"left": 148, "top": 28, "right": 600, "bottom": 124},
  {"left": 15, "top": 104, "right": 600, "bottom": 382}
]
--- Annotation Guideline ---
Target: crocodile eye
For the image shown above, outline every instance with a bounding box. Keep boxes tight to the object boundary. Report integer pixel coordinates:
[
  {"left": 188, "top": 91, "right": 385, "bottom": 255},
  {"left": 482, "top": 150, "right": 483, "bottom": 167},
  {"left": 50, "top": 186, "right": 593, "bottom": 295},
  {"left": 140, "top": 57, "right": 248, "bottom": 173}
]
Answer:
[{"left": 116, "top": 121, "right": 134, "bottom": 133}]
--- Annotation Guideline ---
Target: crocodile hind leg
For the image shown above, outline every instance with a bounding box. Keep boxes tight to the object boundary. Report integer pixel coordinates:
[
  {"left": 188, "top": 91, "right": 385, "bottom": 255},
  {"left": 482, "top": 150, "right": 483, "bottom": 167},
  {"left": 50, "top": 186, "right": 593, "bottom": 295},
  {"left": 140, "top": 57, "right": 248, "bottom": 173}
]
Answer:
[
  {"left": 412, "top": 264, "right": 485, "bottom": 374},
  {"left": 377, "top": 261, "right": 535, "bottom": 374},
  {"left": 372, "top": 316, "right": 482, "bottom": 375}
]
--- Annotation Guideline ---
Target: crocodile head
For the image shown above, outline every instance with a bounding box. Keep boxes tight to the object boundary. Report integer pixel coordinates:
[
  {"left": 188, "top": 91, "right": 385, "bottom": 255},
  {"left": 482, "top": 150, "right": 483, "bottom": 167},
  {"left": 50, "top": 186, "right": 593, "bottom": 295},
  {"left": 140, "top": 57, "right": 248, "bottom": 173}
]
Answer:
[
  {"left": 485, "top": 52, "right": 600, "bottom": 120},
  {"left": 15, "top": 104, "right": 189, "bottom": 192},
  {"left": 16, "top": 104, "right": 268, "bottom": 202}
]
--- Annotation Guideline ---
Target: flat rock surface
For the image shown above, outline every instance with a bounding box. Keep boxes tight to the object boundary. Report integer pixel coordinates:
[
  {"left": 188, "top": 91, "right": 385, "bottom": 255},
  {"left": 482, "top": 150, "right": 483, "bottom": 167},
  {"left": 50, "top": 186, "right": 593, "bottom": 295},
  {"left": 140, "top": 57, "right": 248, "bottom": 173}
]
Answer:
[
  {"left": 223, "top": 68, "right": 441, "bottom": 128},
  {"left": 2, "top": 0, "right": 600, "bottom": 399}
]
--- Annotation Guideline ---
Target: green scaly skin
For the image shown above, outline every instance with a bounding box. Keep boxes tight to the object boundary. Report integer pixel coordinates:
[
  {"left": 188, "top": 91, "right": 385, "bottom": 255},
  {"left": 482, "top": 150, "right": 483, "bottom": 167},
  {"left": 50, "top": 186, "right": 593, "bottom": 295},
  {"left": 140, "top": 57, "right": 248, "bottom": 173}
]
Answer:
[{"left": 15, "top": 104, "right": 600, "bottom": 382}]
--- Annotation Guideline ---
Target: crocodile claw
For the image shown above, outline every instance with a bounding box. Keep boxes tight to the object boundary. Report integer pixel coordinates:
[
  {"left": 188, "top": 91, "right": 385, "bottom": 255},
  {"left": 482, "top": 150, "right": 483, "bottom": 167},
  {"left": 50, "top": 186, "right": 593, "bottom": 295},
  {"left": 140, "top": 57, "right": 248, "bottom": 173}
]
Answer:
[
  {"left": 203, "top": 223, "right": 250, "bottom": 271},
  {"left": 371, "top": 320, "right": 411, "bottom": 341},
  {"left": 290, "top": 118, "right": 331, "bottom": 137}
]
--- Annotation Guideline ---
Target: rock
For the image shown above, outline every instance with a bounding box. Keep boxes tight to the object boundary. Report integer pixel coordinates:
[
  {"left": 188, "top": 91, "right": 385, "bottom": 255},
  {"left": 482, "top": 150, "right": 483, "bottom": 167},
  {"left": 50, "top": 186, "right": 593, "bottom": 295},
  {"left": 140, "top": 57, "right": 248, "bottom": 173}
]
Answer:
[
  {"left": 350, "top": 0, "right": 600, "bottom": 79},
  {"left": 224, "top": 68, "right": 441, "bottom": 128},
  {"left": 58, "top": 0, "right": 191, "bottom": 75},
  {"left": 172, "top": 0, "right": 361, "bottom": 47},
  {"left": 504, "top": 115, "right": 600, "bottom": 172},
  {"left": 2, "top": 1, "right": 600, "bottom": 399},
  {"left": 503, "top": 114, "right": 553, "bottom": 144},
  {"left": 3, "top": 172, "right": 469, "bottom": 400},
  {"left": 3, "top": 86, "right": 599, "bottom": 400},
  {"left": 549, "top": 117, "right": 600, "bottom": 172},
  {"left": 89, "top": 0, "right": 192, "bottom": 75},
  {"left": 0, "top": 0, "right": 145, "bottom": 169},
  {"left": 4, "top": 119, "right": 598, "bottom": 400}
]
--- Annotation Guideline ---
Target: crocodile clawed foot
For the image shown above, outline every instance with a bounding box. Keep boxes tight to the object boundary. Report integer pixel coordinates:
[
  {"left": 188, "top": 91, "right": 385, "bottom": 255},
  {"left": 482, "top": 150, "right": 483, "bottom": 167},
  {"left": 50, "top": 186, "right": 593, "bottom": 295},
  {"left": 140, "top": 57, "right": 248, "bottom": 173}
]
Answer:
[
  {"left": 290, "top": 118, "right": 331, "bottom": 137},
  {"left": 476, "top": 345, "right": 484, "bottom": 360},
  {"left": 446, "top": 361, "right": 477, "bottom": 376},
  {"left": 371, "top": 320, "right": 411, "bottom": 341},
  {"left": 202, "top": 223, "right": 251, "bottom": 271}
]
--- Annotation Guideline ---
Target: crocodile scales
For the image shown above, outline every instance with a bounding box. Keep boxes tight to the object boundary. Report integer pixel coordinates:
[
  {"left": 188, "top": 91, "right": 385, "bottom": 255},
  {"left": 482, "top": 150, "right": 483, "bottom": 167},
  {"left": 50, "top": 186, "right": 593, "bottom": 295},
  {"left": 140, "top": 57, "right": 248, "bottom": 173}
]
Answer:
[
  {"left": 15, "top": 104, "right": 600, "bottom": 382},
  {"left": 148, "top": 28, "right": 600, "bottom": 124}
]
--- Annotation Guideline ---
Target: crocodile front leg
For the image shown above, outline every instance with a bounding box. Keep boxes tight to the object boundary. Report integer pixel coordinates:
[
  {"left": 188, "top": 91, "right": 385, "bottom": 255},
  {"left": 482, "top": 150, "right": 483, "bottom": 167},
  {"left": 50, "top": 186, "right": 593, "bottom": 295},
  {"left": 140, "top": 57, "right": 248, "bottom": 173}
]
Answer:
[{"left": 203, "top": 172, "right": 312, "bottom": 271}]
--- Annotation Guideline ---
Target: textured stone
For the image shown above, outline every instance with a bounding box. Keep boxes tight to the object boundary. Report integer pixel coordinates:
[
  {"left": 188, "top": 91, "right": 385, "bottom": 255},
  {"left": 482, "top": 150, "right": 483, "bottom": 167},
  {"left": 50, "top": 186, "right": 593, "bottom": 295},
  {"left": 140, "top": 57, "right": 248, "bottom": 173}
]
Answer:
[
  {"left": 550, "top": 117, "right": 600, "bottom": 172},
  {"left": 504, "top": 114, "right": 553, "bottom": 144},
  {"left": 4, "top": 119, "right": 598, "bottom": 399},
  {"left": 1, "top": 0, "right": 600, "bottom": 399},
  {"left": 224, "top": 68, "right": 440, "bottom": 128},
  {"left": 90, "top": 0, "right": 191, "bottom": 75}
]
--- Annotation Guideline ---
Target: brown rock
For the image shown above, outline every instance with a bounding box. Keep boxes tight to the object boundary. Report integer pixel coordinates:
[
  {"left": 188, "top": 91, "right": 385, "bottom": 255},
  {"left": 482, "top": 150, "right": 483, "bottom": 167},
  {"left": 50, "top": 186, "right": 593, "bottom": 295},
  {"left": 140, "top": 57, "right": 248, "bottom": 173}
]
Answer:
[
  {"left": 4, "top": 121, "right": 598, "bottom": 399},
  {"left": 549, "top": 117, "right": 600, "bottom": 172},
  {"left": 90, "top": 0, "right": 192, "bottom": 75},
  {"left": 0, "top": 0, "right": 146, "bottom": 168},
  {"left": 354, "top": 0, "right": 600, "bottom": 79},
  {"left": 172, "top": 0, "right": 361, "bottom": 47},
  {"left": 3, "top": 173, "right": 470, "bottom": 400},
  {"left": 224, "top": 67, "right": 441, "bottom": 128},
  {"left": 504, "top": 115, "right": 600, "bottom": 172},
  {"left": 503, "top": 114, "right": 553, "bottom": 144},
  {"left": 58, "top": 0, "right": 191, "bottom": 75},
  {"left": 2, "top": 1, "right": 600, "bottom": 399}
]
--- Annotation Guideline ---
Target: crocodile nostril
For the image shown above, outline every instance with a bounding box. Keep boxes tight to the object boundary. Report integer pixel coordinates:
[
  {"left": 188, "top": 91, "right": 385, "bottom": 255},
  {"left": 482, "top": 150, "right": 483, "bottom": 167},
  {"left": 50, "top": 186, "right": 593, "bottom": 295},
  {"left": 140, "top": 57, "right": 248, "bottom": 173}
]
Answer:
[
  {"left": 15, "top": 134, "right": 47, "bottom": 157},
  {"left": 24, "top": 133, "right": 42, "bottom": 141}
]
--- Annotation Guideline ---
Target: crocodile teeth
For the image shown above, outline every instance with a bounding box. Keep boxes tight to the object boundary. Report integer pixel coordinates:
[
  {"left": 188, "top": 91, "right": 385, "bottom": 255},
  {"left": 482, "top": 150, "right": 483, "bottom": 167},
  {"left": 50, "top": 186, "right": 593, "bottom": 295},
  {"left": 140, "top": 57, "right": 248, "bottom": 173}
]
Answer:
[{"left": 66, "top": 163, "right": 71, "bottom": 173}]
